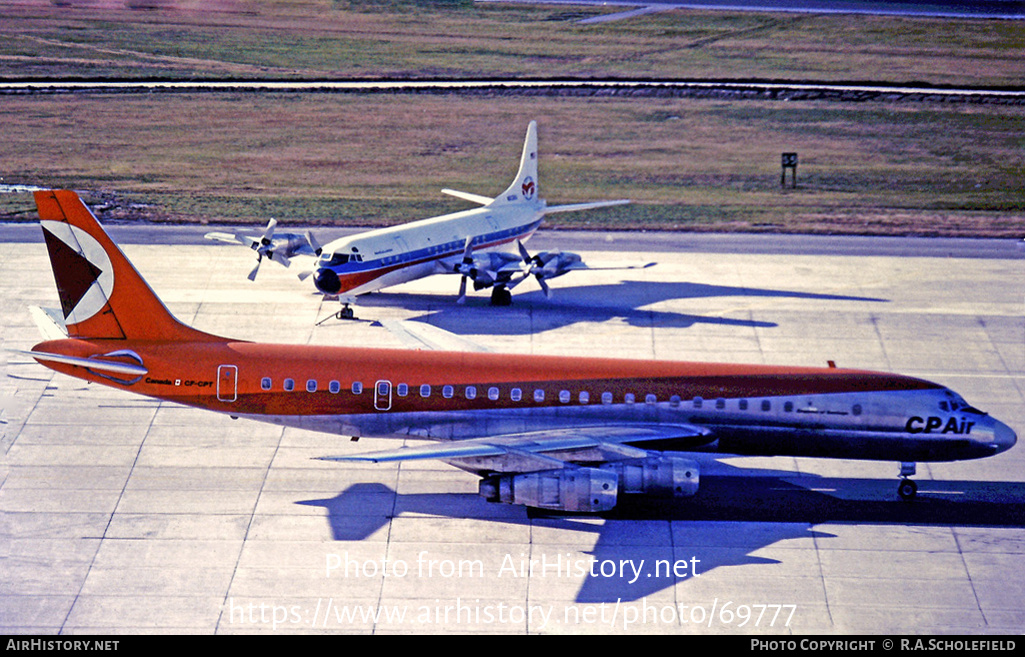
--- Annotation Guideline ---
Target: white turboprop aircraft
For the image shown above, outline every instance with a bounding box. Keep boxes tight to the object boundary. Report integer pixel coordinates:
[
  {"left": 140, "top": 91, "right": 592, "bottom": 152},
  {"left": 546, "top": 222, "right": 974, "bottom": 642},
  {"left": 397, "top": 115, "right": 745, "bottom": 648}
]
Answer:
[{"left": 206, "top": 121, "right": 638, "bottom": 315}]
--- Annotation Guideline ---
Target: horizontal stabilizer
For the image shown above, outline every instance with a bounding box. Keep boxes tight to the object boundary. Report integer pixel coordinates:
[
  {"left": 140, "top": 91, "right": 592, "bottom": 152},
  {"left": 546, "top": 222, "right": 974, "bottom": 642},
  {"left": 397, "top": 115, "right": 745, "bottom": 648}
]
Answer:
[
  {"left": 545, "top": 199, "right": 630, "bottom": 214},
  {"left": 441, "top": 188, "right": 494, "bottom": 206},
  {"left": 17, "top": 349, "right": 148, "bottom": 376},
  {"left": 29, "top": 306, "right": 68, "bottom": 340}
]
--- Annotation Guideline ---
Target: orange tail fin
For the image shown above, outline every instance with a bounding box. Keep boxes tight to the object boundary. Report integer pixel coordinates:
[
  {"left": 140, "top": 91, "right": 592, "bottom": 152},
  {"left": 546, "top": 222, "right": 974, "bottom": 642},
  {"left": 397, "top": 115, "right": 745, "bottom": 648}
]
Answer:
[{"left": 35, "top": 190, "right": 216, "bottom": 342}]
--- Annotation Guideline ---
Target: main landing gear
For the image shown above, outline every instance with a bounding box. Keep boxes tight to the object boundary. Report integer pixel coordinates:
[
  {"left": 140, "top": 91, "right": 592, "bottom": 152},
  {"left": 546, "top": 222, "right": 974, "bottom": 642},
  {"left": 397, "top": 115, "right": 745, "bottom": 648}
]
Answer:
[
  {"left": 490, "top": 286, "right": 512, "bottom": 306},
  {"left": 897, "top": 462, "right": 918, "bottom": 501}
]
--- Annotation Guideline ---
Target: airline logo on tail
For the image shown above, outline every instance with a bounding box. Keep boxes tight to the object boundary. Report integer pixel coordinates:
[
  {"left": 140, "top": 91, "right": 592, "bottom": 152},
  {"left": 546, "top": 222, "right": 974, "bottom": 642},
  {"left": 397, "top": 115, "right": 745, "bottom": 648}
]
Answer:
[
  {"left": 521, "top": 176, "right": 536, "bottom": 201},
  {"left": 40, "top": 219, "right": 115, "bottom": 326}
]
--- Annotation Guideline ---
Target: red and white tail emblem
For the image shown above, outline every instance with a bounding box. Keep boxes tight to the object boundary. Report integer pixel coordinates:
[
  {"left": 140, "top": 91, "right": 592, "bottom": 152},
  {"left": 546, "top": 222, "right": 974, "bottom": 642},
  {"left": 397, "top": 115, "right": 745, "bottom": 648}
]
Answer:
[{"left": 521, "top": 176, "right": 536, "bottom": 201}]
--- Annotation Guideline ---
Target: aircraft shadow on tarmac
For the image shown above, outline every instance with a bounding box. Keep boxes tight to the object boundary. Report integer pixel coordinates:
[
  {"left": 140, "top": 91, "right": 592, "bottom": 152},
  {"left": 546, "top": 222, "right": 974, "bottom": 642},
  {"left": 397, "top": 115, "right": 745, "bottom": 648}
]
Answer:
[
  {"left": 349, "top": 280, "right": 887, "bottom": 334},
  {"left": 297, "top": 462, "right": 1023, "bottom": 604}
]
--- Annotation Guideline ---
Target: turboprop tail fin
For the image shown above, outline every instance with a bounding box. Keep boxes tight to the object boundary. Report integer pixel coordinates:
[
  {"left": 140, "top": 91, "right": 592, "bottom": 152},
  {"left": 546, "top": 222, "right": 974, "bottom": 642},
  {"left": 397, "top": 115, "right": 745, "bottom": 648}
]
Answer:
[
  {"left": 35, "top": 190, "right": 217, "bottom": 342},
  {"left": 490, "top": 120, "right": 540, "bottom": 208}
]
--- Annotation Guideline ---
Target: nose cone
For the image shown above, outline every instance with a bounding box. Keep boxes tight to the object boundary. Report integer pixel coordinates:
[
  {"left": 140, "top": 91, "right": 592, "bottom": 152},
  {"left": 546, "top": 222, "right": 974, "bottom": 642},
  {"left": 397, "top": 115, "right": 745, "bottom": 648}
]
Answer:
[
  {"left": 993, "top": 420, "right": 1017, "bottom": 455},
  {"left": 313, "top": 267, "right": 341, "bottom": 294}
]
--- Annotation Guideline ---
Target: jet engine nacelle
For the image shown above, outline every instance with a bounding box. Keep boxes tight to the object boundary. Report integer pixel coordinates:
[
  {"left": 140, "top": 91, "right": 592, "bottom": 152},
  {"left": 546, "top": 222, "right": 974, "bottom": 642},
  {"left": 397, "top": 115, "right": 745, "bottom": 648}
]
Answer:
[
  {"left": 601, "top": 456, "right": 700, "bottom": 498},
  {"left": 479, "top": 467, "right": 618, "bottom": 512}
]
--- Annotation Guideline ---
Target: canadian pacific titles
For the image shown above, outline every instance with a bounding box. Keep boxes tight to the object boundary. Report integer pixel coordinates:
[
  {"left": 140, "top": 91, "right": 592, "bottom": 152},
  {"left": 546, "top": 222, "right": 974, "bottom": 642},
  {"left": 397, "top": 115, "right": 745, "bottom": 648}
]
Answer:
[{"left": 326, "top": 551, "right": 701, "bottom": 584}]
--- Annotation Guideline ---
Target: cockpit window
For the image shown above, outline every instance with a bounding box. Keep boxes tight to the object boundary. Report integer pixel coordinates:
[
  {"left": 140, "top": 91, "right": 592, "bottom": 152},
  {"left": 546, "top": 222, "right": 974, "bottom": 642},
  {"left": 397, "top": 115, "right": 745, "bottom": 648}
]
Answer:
[
  {"left": 941, "top": 397, "right": 986, "bottom": 415},
  {"left": 322, "top": 253, "right": 362, "bottom": 266}
]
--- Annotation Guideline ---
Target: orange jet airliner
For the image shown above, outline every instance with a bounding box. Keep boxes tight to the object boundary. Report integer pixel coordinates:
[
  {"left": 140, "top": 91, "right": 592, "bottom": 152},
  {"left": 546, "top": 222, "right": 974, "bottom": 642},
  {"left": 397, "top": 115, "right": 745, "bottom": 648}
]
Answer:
[{"left": 25, "top": 190, "right": 1015, "bottom": 512}]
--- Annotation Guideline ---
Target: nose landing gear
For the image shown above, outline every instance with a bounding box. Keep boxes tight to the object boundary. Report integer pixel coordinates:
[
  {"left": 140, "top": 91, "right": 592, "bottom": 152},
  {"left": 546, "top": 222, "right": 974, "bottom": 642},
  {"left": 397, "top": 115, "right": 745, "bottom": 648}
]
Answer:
[{"left": 897, "top": 462, "right": 917, "bottom": 501}]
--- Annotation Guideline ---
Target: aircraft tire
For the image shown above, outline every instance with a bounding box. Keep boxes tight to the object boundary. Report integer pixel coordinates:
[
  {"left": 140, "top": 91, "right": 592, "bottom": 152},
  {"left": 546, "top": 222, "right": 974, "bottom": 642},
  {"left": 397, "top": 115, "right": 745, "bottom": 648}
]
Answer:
[{"left": 897, "top": 478, "right": 918, "bottom": 502}]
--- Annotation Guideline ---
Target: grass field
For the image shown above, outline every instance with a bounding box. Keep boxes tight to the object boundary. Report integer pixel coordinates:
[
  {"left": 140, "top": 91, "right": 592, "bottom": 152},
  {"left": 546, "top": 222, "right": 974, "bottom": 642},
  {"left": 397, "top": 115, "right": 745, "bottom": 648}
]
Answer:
[
  {"left": 1, "top": 93, "right": 1021, "bottom": 236},
  {"left": 2, "top": 1, "right": 1022, "bottom": 86},
  {"left": 0, "top": 1, "right": 1022, "bottom": 236}
]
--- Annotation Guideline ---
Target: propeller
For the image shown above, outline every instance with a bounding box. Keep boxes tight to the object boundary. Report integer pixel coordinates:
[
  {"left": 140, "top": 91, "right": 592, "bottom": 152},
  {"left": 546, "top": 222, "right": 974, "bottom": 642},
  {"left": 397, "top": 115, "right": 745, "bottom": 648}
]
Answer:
[
  {"left": 515, "top": 240, "right": 558, "bottom": 298},
  {"left": 247, "top": 219, "right": 277, "bottom": 281},
  {"left": 296, "top": 231, "right": 323, "bottom": 282},
  {"left": 455, "top": 237, "right": 474, "bottom": 304}
]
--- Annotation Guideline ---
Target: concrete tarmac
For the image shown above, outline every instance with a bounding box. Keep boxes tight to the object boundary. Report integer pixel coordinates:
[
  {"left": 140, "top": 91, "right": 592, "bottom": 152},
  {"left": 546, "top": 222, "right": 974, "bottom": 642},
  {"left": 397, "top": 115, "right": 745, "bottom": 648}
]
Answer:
[{"left": 2, "top": 231, "right": 1023, "bottom": 634}]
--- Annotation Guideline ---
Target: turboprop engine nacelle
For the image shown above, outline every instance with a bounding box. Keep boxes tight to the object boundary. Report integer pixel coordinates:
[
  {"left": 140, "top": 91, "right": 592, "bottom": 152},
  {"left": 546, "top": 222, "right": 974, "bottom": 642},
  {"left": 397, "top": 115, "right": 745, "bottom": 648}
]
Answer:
[
  {"left": 479, "top": 467, "right": 618, "bottom": 512},
  {"left": 600, "top": 456, "right": 700, "bottom": 498}
]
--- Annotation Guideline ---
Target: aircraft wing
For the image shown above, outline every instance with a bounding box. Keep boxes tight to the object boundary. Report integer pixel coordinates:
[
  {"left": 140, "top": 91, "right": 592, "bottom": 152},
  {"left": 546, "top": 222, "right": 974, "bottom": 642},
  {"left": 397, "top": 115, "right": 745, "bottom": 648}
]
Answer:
[{"left": 317, "top": 423, "right": 711, "bottom": 473}]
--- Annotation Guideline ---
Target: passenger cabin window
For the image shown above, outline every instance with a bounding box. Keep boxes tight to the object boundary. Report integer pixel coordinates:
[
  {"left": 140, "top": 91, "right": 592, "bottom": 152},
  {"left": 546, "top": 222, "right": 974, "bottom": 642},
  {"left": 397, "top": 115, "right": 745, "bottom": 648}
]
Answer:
[
  {"left": 852, "top": 404, "right": 863, "bottom": 416},
  {"left": 602, "top": 392, "right": 613, "bottom": 405},
  {"left": 784, "top": 401, "right": 794, "bottom": 412},
  {"left": 762, "top": 400, "right": 771, "bottom": 412},
  {"left": 284, "top": 378, "right": 295, "bottom": 392},
  {"left": 306, "top": 379, "right": 317, "bottom": 393},
  {"left": 534, "top": 389, "right": 545, "bottom": 402},
  {"left": 488, "top": 387, "right": 499, "bottom": 401},
  {"left": 511, "top": 388, "right": 522, "bottom": 402},
  {"left": 739, "top": 399, "right": 748, "bottom": 411},
  {"left": 559, "top": 390, "right": 570, "bottom": 403},
  {"left": 465, "top": 386, "right": 477, "bottom": 400},
  {"left": 716, "top": 398, "right": 725, "bottom": 410},
  {"left": 420, "top": 384, "right": 431, "bottom": 398},
  {"left": 645, "top": 394, "right": 657, "bottom": 404},
  {"left": 329, "top": 380, "right": 341, "bottom": 394},
  {"left": 351, "top": 382, "right": 363, "bottom": 395},
  {"left": 443, "top": 385, "right": 454, "bottom": 399},
  {"left": 261, "top": 377, "right": 272, "bottom": 391},
  {"left": 625, "top": 393, "right": 635, "bottom": 404},
  {"left": 397, "top": 383, "right": 408, "bottom": 397},
  {"left": 693, "top": 397, "right": 703, "bottom": 409},
  {"left": 579, "top": 391, "right": 589, "bottom": 405}
]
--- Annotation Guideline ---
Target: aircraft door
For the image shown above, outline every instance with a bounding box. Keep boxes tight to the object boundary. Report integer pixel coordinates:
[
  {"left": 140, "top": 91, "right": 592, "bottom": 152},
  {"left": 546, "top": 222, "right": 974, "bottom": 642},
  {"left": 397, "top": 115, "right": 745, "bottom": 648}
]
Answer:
[
  {"left": 217, "top": 365, "right": 238, "bottom": 402},
  {"left": 374, "top": 380, "right": 392, "bottom": 411}
]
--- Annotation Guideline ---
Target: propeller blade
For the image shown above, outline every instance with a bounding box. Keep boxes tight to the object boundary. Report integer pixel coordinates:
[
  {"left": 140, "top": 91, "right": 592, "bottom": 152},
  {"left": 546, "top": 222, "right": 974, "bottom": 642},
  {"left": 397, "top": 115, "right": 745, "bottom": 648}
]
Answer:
[
  {"left": 297, "top": 270, "right": 313, "bottom": 282},
  {"left": 247, "top": 253, "right": 263, "bottom": 281},
  {"left": 537, "top": 276, "right": 552, "bottom": 298},
  {"left": 306, "top": 230, "right": 323, "bottom": 256},
  {"left": 517, "top": 239, "right": 531, "bottom": 264},
  {"left": 260, "top": 218, "right": 277, "bottom": 246},
  {"left": 457, "top": 275, "right": 468, "bottom": 304}
]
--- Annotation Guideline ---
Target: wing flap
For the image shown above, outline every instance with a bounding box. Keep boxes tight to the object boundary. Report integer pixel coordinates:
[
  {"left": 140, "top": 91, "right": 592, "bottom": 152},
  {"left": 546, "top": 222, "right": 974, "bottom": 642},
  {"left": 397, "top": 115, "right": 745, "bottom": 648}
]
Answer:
[{"left": 317, "top": 423, "right": 709, "bottom": 473}]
